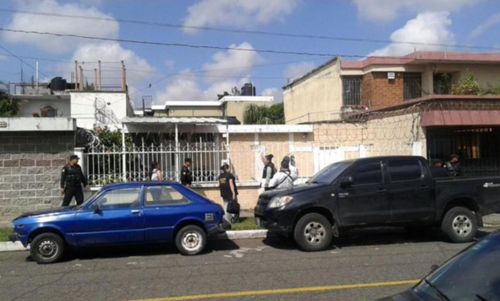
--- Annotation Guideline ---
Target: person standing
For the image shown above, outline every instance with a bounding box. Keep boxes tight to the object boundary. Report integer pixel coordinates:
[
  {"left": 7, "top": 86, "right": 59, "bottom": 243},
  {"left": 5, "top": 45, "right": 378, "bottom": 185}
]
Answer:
[
  {"left": 282, "top": 156, "right": 298, "bottom": 182},
  {"left": 269, "top": 160, "right": 294, "bottom": 190},
  {"left": 430, "top": 159, "right": 449, "bottom": 178},
  {"left": 261, "top": 154, "right": 276, "bottom": 191},
  {"left": 219, "top": 164, "right": 239, "bottom": 223},
  {"left": 150, "top": 161, "right": 163, "bottom": 181},
  {"left": 445, "top": 154, "right": 463, "bottom": 177},
  {"left": 181, "top": 158, "right": 193, "bottom": 187},
  {"left": 60, "top": 155, "right": 88, "bottom": 206}
]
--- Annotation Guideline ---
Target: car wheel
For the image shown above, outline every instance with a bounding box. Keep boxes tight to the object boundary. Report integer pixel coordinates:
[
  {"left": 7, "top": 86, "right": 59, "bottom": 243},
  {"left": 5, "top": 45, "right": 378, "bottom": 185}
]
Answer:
[
  {"left": 175, "top": 225, "right": 207, "bottom": 255},
  {"left": 30, "top": 233, "right": 65, "bottom": 264},
  {"left": 441, "top": 207, "right": 477, "bottom": 243},
  {"left": 294, "top": 213, "right": 333, "bottom": 252}
]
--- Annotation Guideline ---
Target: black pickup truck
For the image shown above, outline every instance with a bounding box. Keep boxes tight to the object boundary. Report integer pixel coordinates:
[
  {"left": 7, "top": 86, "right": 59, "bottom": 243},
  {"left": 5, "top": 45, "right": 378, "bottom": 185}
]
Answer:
[{"left": 254, "top": 156, "right": 500, "bottom": 252}]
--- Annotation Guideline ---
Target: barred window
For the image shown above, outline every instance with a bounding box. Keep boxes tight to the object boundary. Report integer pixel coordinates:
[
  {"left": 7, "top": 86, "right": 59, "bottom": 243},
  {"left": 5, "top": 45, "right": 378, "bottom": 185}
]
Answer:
[
  {"left": 403, "top": 73, "right": 422, "bottom": 101},
  {"left": 342, "top": 76, "right": 362, "bottom": 106}
]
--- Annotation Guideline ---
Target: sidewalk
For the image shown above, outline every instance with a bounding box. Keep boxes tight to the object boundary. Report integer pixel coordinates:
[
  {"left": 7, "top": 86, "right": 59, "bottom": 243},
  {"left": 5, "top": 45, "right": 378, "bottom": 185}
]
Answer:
[{"left": 484, "top": 214, "right": 500, "bottom": 227}]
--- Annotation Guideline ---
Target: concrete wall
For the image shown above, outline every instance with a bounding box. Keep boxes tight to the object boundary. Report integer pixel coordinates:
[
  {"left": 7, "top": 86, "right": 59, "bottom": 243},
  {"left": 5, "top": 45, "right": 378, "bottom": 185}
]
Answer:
[
  {"left": 0, "top": 131, "right": 74, "bottom": 224},
  {"left": 70, "top": 92, "right": 130, "bottom": 130},
  {"left": 156, "top": 106, "right": 223, "bottom": 117},
  {"left": 284, "top": 60, "right": 343, "bottom": 124},
  {"left": 17, "top": 96, "right": 71, "bottom": 117}
]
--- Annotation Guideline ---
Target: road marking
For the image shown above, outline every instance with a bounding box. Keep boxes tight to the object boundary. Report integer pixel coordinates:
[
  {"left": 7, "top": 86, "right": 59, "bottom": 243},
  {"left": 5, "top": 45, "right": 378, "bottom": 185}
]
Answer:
[{"left": 124, "top": 279, "right": 419, "bottom": 301}]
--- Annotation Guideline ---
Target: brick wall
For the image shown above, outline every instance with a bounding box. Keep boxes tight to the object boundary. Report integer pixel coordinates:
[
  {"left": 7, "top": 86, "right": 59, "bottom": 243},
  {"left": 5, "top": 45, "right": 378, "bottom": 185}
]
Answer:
[
  {"left": 362, "top": 72, "right": 404, "bottom": 109},
  {"left": 0, "top": 131, "right": 74, "bottom": 224}
]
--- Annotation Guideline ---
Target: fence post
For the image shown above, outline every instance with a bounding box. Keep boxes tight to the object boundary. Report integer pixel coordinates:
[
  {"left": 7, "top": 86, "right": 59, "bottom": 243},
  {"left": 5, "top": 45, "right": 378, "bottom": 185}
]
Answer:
[
  {"left": 122, "top": 129, "right": 127, "bottom": 182},
  {"left": 175, "top": 123, "right": 180, "bottom": 182},
  {"left": 74, "top": 147, "right": 85, "bottom": 174}
]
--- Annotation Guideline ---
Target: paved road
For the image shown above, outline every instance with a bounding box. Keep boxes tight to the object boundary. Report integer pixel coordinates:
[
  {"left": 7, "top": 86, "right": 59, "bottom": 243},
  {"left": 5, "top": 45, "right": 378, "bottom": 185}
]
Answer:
[{"left": 0, "top": 228, "right": 489, "bottom": 301}]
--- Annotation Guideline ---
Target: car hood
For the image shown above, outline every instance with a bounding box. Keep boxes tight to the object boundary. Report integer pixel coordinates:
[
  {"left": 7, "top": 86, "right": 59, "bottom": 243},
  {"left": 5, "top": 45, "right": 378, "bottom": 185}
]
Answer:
[
  {"left": 260, "top": 183, "right": 326, "bottom": 199},
  {"left": 14, "top": 206, "right": 79, "bottom": 220}
]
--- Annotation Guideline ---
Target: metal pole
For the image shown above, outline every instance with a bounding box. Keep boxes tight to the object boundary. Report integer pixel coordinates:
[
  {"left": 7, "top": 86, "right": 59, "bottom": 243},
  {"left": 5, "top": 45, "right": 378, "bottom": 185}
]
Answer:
[
  {"left": 225, "top": 122, "right": 230, "bottom": 167},
  {"left": 74, "top": 60, "right": 78, "bottom": 90},
  {"left": 94, "top": 69, "right": 98, "bottom": 91},
  {"left": 122, "top": 126, "right": 127, "bottom": 182},
  {"left": 35, "top": 61, "right": 39, "bottom": 91},
  {"left": 79, "top": 66, "right": 84, "bottom": 91},
  {"left": 97, "top": 60, "right": 101, "bottom": 91},
  {"left": 175, "top": 124, "right": 180, "bottom": 182}
]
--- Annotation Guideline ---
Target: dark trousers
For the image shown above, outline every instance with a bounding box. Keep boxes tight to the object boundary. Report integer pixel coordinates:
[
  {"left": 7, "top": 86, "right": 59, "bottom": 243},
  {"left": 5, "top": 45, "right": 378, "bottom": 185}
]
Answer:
[{"left": 62, "top": 187, "right": 84, "bottom": 206}]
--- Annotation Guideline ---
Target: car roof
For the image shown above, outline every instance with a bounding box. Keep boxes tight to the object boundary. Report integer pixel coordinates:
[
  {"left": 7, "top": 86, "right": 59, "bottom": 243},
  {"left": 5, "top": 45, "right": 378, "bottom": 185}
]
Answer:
[{"left": 102, "top": 181, "right": 180, "bottom": 189}]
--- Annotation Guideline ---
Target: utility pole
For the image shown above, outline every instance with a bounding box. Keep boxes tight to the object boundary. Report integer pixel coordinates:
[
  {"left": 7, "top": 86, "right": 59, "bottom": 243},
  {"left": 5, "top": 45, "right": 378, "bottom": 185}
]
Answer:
[
  {"left": 74, "top": 60, "right": 79, "bottom": 90},
  {"left": 79, "top": 66, "right": 84, "bottom": 91},
  {"left": 121, "top": 61, "right": 126, "bottom": 91},
  {"left": 94, "top": 68, "right": 98, "bottom": 91},
  {"left": 97, "top": 60, "right": 102, "bottom": 91}
]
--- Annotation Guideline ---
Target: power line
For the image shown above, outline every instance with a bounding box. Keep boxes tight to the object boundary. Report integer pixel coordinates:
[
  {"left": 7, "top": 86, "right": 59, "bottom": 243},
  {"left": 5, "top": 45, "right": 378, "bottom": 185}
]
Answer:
[
  {"left": 0, "top": 27, "right": 429, "bottom": 59},
  {"left": 0, "top": 43, "right": 51, "bottom": 78},
  {"left": 0, "top": 8, "right": 499, "bottom": 51}
]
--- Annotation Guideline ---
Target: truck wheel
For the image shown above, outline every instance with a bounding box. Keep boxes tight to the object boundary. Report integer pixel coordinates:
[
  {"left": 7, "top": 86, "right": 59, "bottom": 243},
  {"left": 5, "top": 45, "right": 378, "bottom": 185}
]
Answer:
[
  {"left": 441, "top": 207, "right": 477, "bottom": 243},
  {"left": 30, "top": 233, "right": 65, "bottom": 264},
  {"left": 294, "top": 213, "right": 332, "bottom": 252},
  {"left": 175, "top": 225, "right": 206, "bottom": 255}
]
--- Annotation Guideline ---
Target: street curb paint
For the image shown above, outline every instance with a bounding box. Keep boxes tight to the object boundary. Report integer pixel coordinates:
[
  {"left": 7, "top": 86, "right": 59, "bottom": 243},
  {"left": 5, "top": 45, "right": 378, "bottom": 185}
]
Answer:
[{"left": 0, "top": 241, "right": 26, "bottom": 252}]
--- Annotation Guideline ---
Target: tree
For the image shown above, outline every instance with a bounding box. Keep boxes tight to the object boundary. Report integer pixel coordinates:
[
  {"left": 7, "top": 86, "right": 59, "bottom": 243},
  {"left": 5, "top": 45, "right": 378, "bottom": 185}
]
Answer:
[
  {"left": 450, "top": 73, "right": 481, "bottom": 95},
  {"left": 0, "top": 82, "right": 19, "bottom": 117},
  {"left": 243, "top": 103, "right": 284, "bottom": 124}
]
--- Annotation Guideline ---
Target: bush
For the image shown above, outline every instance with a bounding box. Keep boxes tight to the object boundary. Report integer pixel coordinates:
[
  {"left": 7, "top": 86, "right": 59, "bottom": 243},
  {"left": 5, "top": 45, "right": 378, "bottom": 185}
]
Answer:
[
  {"left": 450, "top": 73, "right": 481, "bottom": 95},
  {"left": 243, "top": 103, "right": 284, "bottom": 124}
]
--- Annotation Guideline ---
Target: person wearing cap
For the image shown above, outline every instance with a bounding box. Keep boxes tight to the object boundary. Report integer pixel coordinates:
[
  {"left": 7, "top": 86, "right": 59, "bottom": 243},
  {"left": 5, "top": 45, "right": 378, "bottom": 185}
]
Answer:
[
  {"left": 445, "top": 154, "right": 463, "bottom": 177},
  {"left": 261, "top": 154, "right": 276, "bottom": 191},
  {"left": 268, "top": 160, "right": 294, "bottom": 190},
  {"left": 219, "top": 164, "right": 239, "bottom": 223},
  {"left": 181, "top": 158, "right": 193, "bottom": 187},
  {"left": 60, "top": 155, "right": 88, "bottom": 206}
]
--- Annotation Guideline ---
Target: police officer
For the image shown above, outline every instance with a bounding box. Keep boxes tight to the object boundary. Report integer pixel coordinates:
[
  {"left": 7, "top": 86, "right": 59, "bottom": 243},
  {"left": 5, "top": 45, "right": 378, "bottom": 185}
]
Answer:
[
  {"left": 60, "top": 155, "right": 88, "bottom": 206},
  {"left": 262, "top": 154, "right": 276, "bottom": 191},
  {"left": 445, "top": 154, "right": 463, "bottom": 177},
  {"left": 181, "top": 158, "right": 193, "bottom": 187}
]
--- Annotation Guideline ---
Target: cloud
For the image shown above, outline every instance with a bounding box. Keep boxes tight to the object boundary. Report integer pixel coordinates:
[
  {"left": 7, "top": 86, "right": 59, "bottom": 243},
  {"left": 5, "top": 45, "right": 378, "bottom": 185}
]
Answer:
[
  {"left": 470, "top": 13, "right": 500, "bottom": 38},
  {"left": 155, "top": 70, "right": 205, "bottom": 101},
  {"left": 283, "top": 61, "right": 316, "bottom": 81},
  {"left": 164, "top": 60, "right": 176, "bottom": 71},
  {"left": 183, "top": 0, "right": 300, "bottom": 32},
  {"left": 3, "top": 0, "right": 119, "bottom": 54},
  {"left": 202, "top": 42, "right": 263, "bottom": 82},
  {"left": 368, "top": 12, "right": 455, "bottom": 57},
  {"left": 352, "top": 0, "right": 480, "bottom": 22},
  {"left": 262, "top": 88, "right": 283, "bottom": 102},
  {"left": 69, "top": 42, "right": 154, "bottom": 96}
]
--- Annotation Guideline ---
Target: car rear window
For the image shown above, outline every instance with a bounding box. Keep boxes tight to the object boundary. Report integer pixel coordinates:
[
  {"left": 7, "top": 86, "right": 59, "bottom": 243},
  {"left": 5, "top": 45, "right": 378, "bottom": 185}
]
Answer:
[
  {"left": 145, "top": 186, "right": 190, "bottom": 206},
  {"left": 388, "top": 159, "right": 422, "bottom": 182}
]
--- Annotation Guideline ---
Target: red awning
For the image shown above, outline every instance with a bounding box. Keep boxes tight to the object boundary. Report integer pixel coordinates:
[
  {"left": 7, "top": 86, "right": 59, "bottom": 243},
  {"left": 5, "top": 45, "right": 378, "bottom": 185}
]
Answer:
[{"left": 421, "top": 110, "right": 500, "bottom": 126}]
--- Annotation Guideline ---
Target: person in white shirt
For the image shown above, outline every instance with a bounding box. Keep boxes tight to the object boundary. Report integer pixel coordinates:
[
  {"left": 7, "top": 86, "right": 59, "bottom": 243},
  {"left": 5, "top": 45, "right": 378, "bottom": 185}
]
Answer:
[{"left": 269, "top": 160, "right": 294, "bottom": 190}]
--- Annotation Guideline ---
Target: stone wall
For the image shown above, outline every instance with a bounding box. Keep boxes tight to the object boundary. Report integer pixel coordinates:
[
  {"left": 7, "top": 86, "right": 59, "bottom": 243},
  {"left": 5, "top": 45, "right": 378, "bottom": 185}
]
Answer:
[{"left": 0, "top": 131, "right": 74, "bottom": 224}]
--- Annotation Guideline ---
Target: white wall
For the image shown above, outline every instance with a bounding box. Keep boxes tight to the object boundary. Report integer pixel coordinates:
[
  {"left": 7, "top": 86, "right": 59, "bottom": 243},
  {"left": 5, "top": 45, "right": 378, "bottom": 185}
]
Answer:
[
  {"left": 17, "top": 96, "right": 71, "bottom": 117},
  {"left": 70, "top": 92, "right": 129, "bottom": 130}
]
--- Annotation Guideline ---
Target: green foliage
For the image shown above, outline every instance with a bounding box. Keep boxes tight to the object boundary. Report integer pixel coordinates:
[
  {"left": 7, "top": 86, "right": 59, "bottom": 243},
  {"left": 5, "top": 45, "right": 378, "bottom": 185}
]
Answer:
[
  {"left": 97, "top": 127, "right": 133, "bottom": 148},
  {"left": 480, "top": 79, "right": 500, "bottom": 96},
  {"left": 0, "top": 83, "right": 18, "bottom": 117},
  {"left": 450, "top": 73, "right": 481, "bottom": 95},
  {"left": 243, "top": 103, "right": 284, "bottom": 124}
]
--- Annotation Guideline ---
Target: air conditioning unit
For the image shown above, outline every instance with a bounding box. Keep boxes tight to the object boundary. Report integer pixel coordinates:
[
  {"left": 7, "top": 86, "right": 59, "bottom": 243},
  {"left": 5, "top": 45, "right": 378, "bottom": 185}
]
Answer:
[{"left": 387, "top": 72, "right": 396, "bottom": 80}]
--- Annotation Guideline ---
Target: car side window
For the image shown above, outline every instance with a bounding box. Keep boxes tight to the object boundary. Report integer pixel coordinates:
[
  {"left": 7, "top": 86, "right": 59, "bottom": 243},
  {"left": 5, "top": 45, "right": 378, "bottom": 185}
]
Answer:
[
  {"left": 388, "top": 159, "right": 423, "bottom": 182},
  {"left": 351, "top": 161, "right": 383, "bottom": 186},
  {"left": 93, "top": 187, "right": 142, "bottom": 210},
  {"left": 145, "top": 186, "right": 190, "bottom": 206}
]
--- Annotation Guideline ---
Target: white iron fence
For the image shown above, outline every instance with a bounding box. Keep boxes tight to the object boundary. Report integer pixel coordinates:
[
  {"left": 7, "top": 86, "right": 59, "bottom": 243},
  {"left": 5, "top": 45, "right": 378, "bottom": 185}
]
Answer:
[{"left": 84, "top": 141, "right": 417, "bottom": 186}]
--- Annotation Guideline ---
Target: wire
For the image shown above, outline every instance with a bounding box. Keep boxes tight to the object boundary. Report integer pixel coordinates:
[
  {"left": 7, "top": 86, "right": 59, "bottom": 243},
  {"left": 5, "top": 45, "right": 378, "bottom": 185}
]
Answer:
[
  {"left": 0, "top": 27, "right": 437, "bottom": 60},
  {"left": 0, "top": 43, "right": 52, "bottom": 78},
  {"left": 0, "top": 8, "right": 498, "bottom": 51}
]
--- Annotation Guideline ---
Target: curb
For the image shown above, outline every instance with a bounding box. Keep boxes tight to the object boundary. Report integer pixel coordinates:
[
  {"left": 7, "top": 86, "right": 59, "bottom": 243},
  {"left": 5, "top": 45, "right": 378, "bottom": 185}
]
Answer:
[{"left": 0, "top": 230, "right": 271, "bottom": 253}]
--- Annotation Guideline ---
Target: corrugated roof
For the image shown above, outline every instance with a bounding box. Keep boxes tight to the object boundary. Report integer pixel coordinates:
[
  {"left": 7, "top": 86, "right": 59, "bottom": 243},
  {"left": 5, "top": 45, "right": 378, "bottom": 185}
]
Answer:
[{"left": 121, "top": 117, "right": 227, "bottom": 124}]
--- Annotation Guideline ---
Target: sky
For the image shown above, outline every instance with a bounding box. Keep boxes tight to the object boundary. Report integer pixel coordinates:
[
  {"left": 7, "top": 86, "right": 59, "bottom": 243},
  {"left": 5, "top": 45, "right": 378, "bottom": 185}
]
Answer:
[{"left": 0, "top": 0, "right": 499, "bottom": 108}]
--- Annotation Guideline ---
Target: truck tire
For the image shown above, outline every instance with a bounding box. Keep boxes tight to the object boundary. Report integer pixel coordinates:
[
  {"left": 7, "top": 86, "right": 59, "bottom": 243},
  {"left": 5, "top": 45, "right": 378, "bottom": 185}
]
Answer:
[
  {"left": 175, "top": 225, "right": 206, "bottom": 255},
  {"left": 441, "top": 207, "right": 477, "bottom": 243},
  {"left": 294, "top": 213, "right": 333, "bottom": 252},
  {"left": 30, "top": 233, "right": 65, "bottom": 264}
]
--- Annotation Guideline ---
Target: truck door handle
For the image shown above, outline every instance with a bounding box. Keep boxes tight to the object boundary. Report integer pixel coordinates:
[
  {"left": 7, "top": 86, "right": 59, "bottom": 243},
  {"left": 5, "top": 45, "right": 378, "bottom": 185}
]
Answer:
[
  {"left": 419, "top": 185, "right": 429, "bottom": 190},
  {"left": 131, "top": 210, "right": 141, "bottom": 214},
  {"left": 377, "top": 189, "right": 387, "bottom": 194}
]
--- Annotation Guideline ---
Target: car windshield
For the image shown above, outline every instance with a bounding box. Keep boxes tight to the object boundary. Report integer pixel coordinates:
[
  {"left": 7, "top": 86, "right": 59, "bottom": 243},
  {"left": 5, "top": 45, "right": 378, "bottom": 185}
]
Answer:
[
  {"left": 307, "top": 161, "right": 352, "bottom": 185},
  {"left": 414, "top": 232, "right": 500, "bottom": 301}
]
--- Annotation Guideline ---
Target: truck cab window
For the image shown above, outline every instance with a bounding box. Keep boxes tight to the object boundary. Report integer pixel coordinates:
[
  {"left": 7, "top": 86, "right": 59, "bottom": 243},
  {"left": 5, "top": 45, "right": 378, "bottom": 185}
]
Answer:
[
  {"left": 351, "top": 162, "right": 383, "bottom": 186},
  {"left": 388, "top": 159, "right": 422, "bottom": 182}
]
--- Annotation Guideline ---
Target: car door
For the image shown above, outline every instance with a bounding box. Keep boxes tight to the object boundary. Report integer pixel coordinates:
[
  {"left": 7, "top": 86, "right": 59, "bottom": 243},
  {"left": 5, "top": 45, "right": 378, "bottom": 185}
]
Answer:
[
  {"left": 74, "top": 186, "right": 145, "bottom": 246},
  {"left": 337, "top": 160, "right": 390, "bottom": 226},
  {"left": 386, "top": 158, "right": 435, "bottom": 223},
  {"left": 142, "top": 184, "right": 193, "bottom": 242}
]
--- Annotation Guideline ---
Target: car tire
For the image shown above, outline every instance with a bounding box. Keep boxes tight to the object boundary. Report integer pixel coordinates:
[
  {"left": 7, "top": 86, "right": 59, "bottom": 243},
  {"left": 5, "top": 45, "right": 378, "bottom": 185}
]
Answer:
[
  {"left": 441, "top": 207, "right": 477, "bottom": 243},
  {"left": 30, "top": 233, "right": 65, "bottom": 264},
  {"left": 294, "top": 213, "right": 333, "bottom": 252},
  {"left": 175, "top": 225, "right": 207, "bottom": 255}
]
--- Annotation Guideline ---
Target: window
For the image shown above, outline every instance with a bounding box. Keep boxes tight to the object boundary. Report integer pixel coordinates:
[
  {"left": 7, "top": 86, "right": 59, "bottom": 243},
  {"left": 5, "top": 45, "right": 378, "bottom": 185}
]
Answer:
[
  {"left": 145, "top": 186, "right": 190, "bottom": 206},
  {"left": 342, "top": 76, "right": 362, "bottom": 106},
  {"left": 403, "top": 73, "right": 422, "bottom": 101},
  {"left": 351, "top": 162, "right": 383, "bottom": 186},
  {"left": 93, "top": 187, "right": 141, "bottom": 210},
  {"left": 388, "top": 159, "right": 422, "bottom": 182},
  {"left": 433, "top": 73, "right": 452, "bottom": 95}
]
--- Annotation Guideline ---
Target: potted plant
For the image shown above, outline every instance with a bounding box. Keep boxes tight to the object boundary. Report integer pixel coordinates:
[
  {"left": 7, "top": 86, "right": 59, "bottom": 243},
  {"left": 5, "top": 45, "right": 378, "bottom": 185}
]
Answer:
[{"left": 32, "top": 112, "right": 40, "bottom": 117}]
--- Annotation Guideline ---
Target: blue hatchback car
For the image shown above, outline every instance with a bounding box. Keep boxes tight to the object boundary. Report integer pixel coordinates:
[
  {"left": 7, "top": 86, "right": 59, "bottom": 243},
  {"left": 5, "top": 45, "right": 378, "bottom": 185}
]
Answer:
[{"left": 10, "top": 182, "right": 228, "bottom": 264}]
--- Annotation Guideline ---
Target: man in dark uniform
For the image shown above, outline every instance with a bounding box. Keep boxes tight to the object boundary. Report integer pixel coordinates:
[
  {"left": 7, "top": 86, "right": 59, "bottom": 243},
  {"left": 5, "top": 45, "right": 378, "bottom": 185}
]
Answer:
[
  {"left": 219, "top": 164, "right": 239, "bottom": 223},
  {"left": 60, "top": 155, "right": 88, "bottom": 206},
  {"left": 181, "top": 158, "right": 193, "bottom": 187},
  {"left": 445, "top": 154, "right": 463, "bottom": 177}
]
